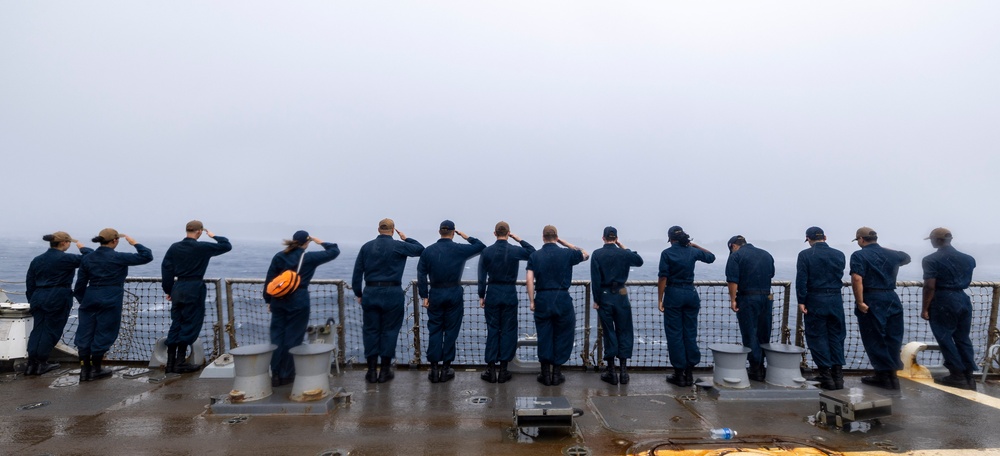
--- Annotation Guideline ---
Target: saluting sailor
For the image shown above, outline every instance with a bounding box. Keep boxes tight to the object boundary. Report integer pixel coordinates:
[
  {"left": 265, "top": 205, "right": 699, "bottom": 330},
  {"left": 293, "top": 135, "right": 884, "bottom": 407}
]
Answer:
[
  {"left": 418, "top": 220, "right": 486, "bottom": 383},
  {"left": 477, "top": 221, "right": 535, "bottom": 383},
  {"left": 24, "top": 231, "right": 93, "bottom": 376},
  {"left": 160, "top": 220, "right": 232, "bottom": 374},
  {"left": 590, "top": 226, "right": 643, "bottom": 385},
  {"left": 526, "top": 225, "right": 589, "bottom": 386},
  {"left": 352, "top": 219, "right": 424, "bottom": 384},
  {"left": 658, "top": 226, "right": 715, "bottom": 387}
]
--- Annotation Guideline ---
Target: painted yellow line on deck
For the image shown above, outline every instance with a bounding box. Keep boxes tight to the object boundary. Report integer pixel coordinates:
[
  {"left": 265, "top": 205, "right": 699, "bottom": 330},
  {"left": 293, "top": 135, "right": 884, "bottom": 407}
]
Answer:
[{"left": 906, "top": 376, "right": 1000, "bottom": 410}]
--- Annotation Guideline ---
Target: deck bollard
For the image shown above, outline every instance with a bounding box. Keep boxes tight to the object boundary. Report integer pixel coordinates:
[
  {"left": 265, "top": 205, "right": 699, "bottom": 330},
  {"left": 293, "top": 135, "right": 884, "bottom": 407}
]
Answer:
[
  {"left": 229, "top": 343, "right": 277, "bottom": 403},
  {"left": 761, "top": 343, "right": 808, "bottom": 387},
  {"left": 709, "top": 343, "right": 751, "bottom": 389},
  {"left": 288, "top": 343, "right": 335, "bottom": 402}
]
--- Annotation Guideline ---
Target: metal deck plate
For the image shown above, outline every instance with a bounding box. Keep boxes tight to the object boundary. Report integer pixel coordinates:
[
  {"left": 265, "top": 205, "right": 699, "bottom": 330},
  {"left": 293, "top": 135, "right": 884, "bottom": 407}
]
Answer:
[
  {"left": 589, "top": 395, "right": 708, "bottom": 433},
  {"left": 208, "top": 387, "right": 346, "bottom": 415},
  {"left": 704, "top": 379, "right": 822, "bottom": 401}
]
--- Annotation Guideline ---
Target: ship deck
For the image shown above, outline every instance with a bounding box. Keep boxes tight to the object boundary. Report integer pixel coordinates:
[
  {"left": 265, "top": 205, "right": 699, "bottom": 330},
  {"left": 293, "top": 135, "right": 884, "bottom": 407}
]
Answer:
[{"left": 3, "top": 364, "right": 1000, "bottom": 456}]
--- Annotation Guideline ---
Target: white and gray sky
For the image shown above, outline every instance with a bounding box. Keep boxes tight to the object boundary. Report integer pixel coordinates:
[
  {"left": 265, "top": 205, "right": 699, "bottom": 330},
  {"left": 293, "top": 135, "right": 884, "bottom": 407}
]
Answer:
[{"left": 2, "top": 1, "right": 998, "bottom": 250}]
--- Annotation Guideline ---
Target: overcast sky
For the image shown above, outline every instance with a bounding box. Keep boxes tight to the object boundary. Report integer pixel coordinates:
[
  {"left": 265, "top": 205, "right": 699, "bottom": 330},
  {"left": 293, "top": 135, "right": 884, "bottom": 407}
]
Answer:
[{"left": 2, "top": 1, "right": 998, "bottom": 249}]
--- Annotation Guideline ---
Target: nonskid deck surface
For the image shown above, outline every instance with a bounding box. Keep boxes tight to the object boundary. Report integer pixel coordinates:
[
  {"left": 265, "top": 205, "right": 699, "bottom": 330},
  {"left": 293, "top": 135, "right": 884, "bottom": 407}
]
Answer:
[{"left": 2, "top": 366, "right": 999, "bottom": 456}]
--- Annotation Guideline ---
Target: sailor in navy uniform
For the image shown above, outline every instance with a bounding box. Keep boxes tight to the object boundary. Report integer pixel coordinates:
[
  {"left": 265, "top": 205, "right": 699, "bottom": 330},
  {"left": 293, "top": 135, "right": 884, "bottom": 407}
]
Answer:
[
  {"left": 590, "top": 226, "right": 644, "bottom": 385},
  {"left": 725, "top": 235, "right": 775, "bottom": 382},
  {"left": 526, "top": 225, "right": 589, "bottom": 386},
  {"left": 160, "top": 220, "right": 231, "bottom": 374},
  {"left": 658, "top": 226, "right": 715, "bottom": 387},
  {"left": 352, "top": 219, "right": 424, "bottom": 383},
  {"left": 74, "top": 228, "right": 154, "bottom": 382},
  {"left": 418, "top": 220, "right": 485, "bottom": 383},
  {"left": 263, "top": 230, "right": 340, "bottom": 387},
  {"left": 24, "top": 231, "right": 93, "bottom": 376},
  {"left": 795, "top": 227, "right": 847, "bottom": 390},
  {"left": 477, "top": 221, "right": 535, "bottom": 383},
  {"left": 921, "top": 227, "right": 977, "bottom": 390},
  {"left": 850, "top": 226, "right": 910, "bottom": 390}
]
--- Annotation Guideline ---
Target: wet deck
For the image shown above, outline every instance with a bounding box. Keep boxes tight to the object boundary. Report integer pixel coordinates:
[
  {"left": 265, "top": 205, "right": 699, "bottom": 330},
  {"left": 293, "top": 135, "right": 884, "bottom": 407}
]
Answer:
[{"left": 2, "top": 364, "right": 999, "bottom": 456}]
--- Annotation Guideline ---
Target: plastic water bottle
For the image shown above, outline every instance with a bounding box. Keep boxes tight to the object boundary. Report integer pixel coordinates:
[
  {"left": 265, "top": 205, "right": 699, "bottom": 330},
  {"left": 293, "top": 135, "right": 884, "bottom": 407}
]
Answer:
[{"left": 710, "top": 428, "right": 737, "bottom": 439}]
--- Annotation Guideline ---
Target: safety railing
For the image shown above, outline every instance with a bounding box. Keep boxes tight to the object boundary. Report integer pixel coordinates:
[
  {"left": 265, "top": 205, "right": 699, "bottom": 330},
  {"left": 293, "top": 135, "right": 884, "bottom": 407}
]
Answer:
[{"left": 31, "top": 278, "right": 999, "bottom": 375}]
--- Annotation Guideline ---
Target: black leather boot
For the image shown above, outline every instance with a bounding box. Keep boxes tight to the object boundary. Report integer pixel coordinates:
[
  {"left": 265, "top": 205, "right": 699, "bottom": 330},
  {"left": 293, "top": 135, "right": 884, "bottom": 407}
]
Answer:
[
  {"left": 91, "top": 353, "right": 113, "bottom": 380},
  {"left": 861, "top": 370, "right": 897, "bottom": 390},
  {"left": 377, "top": 357, "right": 394, "bottom": 383},
  {"left": 934, "top": 371, "right": 968, "bottom": 389},
  {"left": 537, "top": 362, "right": 551, "bottom": 385},
  {"left": 748, "top": 362, "right": 766, "bottom": 382},
  {"left": 429, "top": 362, "right": 440, "bottom": 383},
  {"left": 165, "top": 345, "right": 178, "bottom": 374},
  {"left": 36, "top": 359, "right": 60, "bottom": 376},
  {"left": 365, "top": 356, "right": 379, "bottom": 383},
  {"left": 600, "top": 358, "right": 618, "bottom": 385},
  {"left": 79, "top": 355, "right": 92, "bottom": 382},
  {"left": 666, "top": 367, "right": 686, "bottom": 386},
  {"left": 618, "top": 358, "right": 630, "bottom": 385},
  {"left": 815, "top": 367, "right": 835, "bottom": 390},
  {"left": 551, "top": 364, "right": 565, "bottom": 385},
  {"left": 24, "top": 357, "right": 39, "bottom": 376},
  {"left": 683, "top": 367, "right": 694, "bottom": 387},
  {"left": 964, "top": 370, "right": 977, "bottom": 391},
  {"left": 440, "top": 362, "right": 455, "bottom": 382},
  {"left": 497, "top": 361, "right": 512, "bottom": 383},
  {"left": 175, "top": 345, "right": 201, "bottom": 373},
  {"left": 481, "top": 362, "right": 498, "bottom": 383},
  {"left": 831, "top": 365, "right": 844, "bottom": 390}
]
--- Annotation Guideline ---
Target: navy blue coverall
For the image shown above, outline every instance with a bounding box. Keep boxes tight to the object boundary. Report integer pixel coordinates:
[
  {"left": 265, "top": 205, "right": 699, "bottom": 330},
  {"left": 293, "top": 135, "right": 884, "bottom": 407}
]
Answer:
[
  {"left": 591, "top": 244, "right": 644, "bottom": 361},
  {"left": 795, "top": 242, "right": 847, "bottom": 369},
  {"left": 352, "top": 235, "right": 424, "bottom": 360},
  {"left": 73, "top": 244, "right": 154, "bottom": 358},
  {"left": 922, "top": 246, "right": 976, "bottom": 375},
  {"left": 161, "top": 236, "right": 232, "bottom": 347},
  {"left": 25, "top": 246, "right": 94, "bottom": 362},
  {"left": 725, "top": 244, "right": 775, "bottom": 367},
  {"left": 527, "top": 243, "right": 585, "bottom": 366},
  {"left": 263, "top": 242, "right": 340, "bottom": 381},
  {"left": 659, "top": 244, "right": 715, "bottom": 369},
  {"left": 477, "top": 238, "right": 535, "bottom": 364},
  {"left": 418, "top": 237, "right": 486, "bottom": 364},
  {"left": 850, "top": 243, "right": 910, "bottom": 371}
]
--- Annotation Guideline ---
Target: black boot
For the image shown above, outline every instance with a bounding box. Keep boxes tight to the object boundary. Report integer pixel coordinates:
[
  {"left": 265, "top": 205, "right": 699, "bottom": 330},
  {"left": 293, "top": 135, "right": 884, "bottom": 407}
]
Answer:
[
  {"left": 165, "top": 345, "right": 178, "bottom": 374},
  {"left": 964, "top": 371, "right": 977, "bottom": 391},
  {"left": 600, "top": 359, "right": 618, "bottom": 385},
  {"left": 889, "top": 370, "right": 900, "bottom": 390},
  {"left": 90, "top": 353, "right": 113, "bottom": 380},
  {"left": 365, "top": 356, "right": 379, "bottom": 384},
  {"left": 666, "top": 367, "right": 686, "bottom": 387},
  {"left": 551, "top": 364, "right": 565, "bottom": 385},
  {"left": 861, "top": 370, "right": 897, "bottom": 390},
  {"left": 79, "top": 355, "right": 92, "bottom": 382},
  {"left": 537, "top": 362, "right": 551, "bottom": 385},
  {"left": 174, "top": 345, "right": 201, "bottom": 374},
  {"left": 683, "top": 367, "right": 694, "bottom": 387},
  {"left": 377, "top": 357, "right": 394, "bottom": 383},
  {"left": 831, "top": 365, "right": 844, "bottom": 390},
  {"left": 619, "top": 358, "right": 630, "bottom": 385},
  {"left": 440, "top": 362, "right": 455, "bottom": 382},
  {"left": 481, "top": 362, "right": 498, "bottom": 383},
  {"left": 429, "top": 362, "right": 440, "bottom": 383},
  {"left": 934, "top": 371, "right": 969, "bottom": 389},
  {"left": 497, "top": 361, "right": 512, "bottom": 383},
  {"left": 814, "top": 367, "right": 835, "bottom": 390},
  {"left": 748, "top": 362, "right": 766, "bottom": 382},
  {"left": 36, "top": 359, "right": 60, "bottom": 376},
  {"left": 24, "top": 357, "right": 39, "bottom": 376}
]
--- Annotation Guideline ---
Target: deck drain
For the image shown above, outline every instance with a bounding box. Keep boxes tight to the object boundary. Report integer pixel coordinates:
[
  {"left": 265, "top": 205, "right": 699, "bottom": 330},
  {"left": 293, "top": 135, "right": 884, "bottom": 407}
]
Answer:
[
  {"left": 224, "top": 415, "right": 249, "bottom": 425},
  {"left": 468, "top": 396, "right": 491, "bottom": 405},
  {"left": 17, "top": 401, "right": 51, "bottom": 411},
  {"left": 678, "top": 394, "right": 698, "bottom": 401},
  {"left": 563, "top": 445, "right": 591, "bottom": 456},
  {"left": 874, "top": 440, "right": 900, "bottom": 451},
  {"left": 317, "top": 449, "right": 350, "bottom": 456}
]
